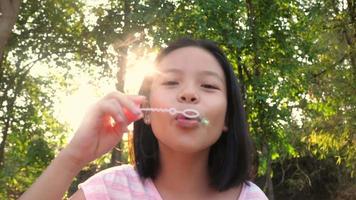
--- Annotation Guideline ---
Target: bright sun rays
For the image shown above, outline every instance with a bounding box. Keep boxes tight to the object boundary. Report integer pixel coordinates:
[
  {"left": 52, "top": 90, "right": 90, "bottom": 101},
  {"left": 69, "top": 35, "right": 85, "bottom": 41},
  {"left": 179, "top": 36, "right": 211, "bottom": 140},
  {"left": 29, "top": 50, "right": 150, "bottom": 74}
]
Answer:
[
  {"left": 55, "top": 50, "right": 157, "bottom": 137},
  {"left": 124, "top": 51, "right": 157, "bottom": 94}
]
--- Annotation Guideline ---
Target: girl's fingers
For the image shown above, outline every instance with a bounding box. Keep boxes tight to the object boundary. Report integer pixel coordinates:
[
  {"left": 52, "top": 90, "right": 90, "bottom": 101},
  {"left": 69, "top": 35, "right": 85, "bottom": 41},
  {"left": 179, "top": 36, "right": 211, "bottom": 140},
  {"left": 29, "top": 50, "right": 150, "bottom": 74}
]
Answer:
[
  {"left": 106, "top": 92, "right": 146, "bottom": 119},
  {"left": 127, "top": 95, "right": 147, "bottom": 104},
  {"left": 110, "top": 99, "right": 128, "bottom": 124},
  {"left": 98, "top": 99, "right": 128, "bottom": 129}
]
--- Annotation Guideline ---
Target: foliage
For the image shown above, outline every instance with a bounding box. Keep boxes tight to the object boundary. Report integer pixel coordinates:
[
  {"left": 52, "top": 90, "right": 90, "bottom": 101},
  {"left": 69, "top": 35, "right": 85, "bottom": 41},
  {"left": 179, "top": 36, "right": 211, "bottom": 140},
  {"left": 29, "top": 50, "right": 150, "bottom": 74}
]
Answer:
[
  {"left": 1, "top": 0, "right": 89, "bottom": 198},
  {"left": 0, "top": 69, "right": 69, "bottom": 198}
]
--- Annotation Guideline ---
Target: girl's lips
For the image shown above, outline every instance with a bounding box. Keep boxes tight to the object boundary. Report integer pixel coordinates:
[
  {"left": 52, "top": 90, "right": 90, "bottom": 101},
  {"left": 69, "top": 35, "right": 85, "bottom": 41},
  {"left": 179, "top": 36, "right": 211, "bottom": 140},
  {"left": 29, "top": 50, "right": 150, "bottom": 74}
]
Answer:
[
  {"left": 176, "top": 118, "right": 199, "bottom": 128},
  {"left": 175, "top": 114, "right": 200, "bottom": 128}
]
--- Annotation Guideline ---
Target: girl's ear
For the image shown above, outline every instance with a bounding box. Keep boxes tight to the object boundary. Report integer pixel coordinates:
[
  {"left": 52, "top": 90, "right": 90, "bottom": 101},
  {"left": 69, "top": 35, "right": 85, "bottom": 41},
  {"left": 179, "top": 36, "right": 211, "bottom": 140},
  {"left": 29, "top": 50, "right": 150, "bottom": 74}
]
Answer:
[
  {"left": 223, "top": 125, "right": 228, "bottom": 132},
  {"left": 142, "top": 100, "right": 151, "bottom": 125},
  {"left": 144, "top": 114, "right": 151, "bottom": 125}
]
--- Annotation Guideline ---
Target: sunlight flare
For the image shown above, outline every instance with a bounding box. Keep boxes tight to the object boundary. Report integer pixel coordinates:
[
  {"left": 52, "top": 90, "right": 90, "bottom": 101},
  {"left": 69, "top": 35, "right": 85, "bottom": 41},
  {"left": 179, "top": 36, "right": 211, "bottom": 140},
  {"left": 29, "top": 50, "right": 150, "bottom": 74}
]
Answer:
[{"left": 124, "top": 51, "right": 157, "bottom": 94}]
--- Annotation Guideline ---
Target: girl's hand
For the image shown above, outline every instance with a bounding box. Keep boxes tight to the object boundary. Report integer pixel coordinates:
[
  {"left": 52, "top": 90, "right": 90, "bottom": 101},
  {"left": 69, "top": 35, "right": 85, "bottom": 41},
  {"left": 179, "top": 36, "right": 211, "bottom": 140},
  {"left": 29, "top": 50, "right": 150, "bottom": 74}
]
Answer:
[{"left": 64, "top": 91, "right": 145, "bottom": 167}]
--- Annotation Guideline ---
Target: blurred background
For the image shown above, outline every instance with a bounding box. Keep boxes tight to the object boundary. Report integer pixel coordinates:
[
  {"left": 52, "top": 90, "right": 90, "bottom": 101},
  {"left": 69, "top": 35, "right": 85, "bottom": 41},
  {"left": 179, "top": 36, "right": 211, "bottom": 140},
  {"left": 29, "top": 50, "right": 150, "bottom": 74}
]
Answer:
[{"left": 0, "top": 0, "right": 355, "bottom": 199}]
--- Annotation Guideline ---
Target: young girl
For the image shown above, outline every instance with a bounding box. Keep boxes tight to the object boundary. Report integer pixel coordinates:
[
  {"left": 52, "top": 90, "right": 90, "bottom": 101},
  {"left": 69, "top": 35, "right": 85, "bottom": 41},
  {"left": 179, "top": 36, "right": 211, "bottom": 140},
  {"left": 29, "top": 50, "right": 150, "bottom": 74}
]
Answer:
[{"left": 20, "top": 38, "right": 268, "bottom": 199}]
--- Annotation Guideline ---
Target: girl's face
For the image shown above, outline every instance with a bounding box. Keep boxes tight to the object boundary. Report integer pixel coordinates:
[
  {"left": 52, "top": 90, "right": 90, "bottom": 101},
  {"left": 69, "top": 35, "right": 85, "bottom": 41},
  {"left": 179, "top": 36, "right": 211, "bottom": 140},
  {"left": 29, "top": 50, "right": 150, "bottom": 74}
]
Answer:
[{"left": 148, "top": 47, "right": 227, "bottom": 153}]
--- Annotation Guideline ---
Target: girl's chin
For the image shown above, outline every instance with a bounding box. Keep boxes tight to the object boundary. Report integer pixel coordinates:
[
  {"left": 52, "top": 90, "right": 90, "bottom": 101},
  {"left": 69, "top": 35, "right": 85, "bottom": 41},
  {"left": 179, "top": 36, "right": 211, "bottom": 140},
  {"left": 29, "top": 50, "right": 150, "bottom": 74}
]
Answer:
[{"left": 158, "top": 140, "right": 212, "bottom": 155}]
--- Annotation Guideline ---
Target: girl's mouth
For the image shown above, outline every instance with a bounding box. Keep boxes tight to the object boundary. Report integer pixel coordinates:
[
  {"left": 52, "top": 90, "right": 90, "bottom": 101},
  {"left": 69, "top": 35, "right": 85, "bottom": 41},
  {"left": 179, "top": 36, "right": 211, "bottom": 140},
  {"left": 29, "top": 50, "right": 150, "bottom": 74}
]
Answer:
[
  {"left": 175, "top": 113, "right": 198, "bottom": 120},
  {"left": 140, "top": 107, "right": 209, "bottom": 126},
  {"left": 175, "top": 113, "right": 200, "bottom": 128}
]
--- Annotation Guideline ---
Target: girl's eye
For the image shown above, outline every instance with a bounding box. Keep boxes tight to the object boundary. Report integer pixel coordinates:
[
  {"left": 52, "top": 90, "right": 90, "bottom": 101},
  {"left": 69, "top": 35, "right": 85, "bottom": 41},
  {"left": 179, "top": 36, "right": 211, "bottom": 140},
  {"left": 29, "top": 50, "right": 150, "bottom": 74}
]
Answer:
[
  {"left": 201, "top": 84, "right": 219, "bottom": 90},
  {"left": 162, "top": 81, "right": 179, "bottom": 85}
]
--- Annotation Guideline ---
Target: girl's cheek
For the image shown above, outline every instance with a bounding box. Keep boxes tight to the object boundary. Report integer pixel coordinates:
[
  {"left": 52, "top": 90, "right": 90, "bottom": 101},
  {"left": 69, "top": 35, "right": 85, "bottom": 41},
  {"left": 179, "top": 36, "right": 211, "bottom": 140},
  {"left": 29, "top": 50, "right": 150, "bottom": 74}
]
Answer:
[
  {"left": 150, "top": 86, "right": 177, "bottom": 103},
  {"left": 149, "top": 92, "right": 165, "bottom": 108}
]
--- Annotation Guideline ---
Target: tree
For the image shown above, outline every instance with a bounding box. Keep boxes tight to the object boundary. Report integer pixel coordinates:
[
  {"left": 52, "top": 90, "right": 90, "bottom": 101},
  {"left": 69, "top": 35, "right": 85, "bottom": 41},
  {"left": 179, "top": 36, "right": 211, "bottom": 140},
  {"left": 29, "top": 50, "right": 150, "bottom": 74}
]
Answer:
[
  {"left": 0, "top": 0, "right": 96, "bottom": 198},
  {"left": 294, "top": 0, "right": 355, "bottom": 186},
  {"left": 0, "top": 0, "right": 175, "bottom": 198}
]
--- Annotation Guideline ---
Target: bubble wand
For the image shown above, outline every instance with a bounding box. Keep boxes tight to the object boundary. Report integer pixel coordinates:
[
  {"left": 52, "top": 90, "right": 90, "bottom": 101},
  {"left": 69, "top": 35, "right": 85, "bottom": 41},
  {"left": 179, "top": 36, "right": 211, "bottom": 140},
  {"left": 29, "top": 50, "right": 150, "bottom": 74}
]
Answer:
[{"left": 140, "top": 107, "right": 210, "bottom": 125}]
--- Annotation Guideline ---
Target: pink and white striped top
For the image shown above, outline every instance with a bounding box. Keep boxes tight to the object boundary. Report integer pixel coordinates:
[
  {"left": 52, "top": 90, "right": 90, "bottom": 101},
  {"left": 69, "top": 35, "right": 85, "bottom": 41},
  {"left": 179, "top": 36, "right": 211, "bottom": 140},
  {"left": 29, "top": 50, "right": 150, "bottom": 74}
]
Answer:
[{"left": 79, "top": 164, "right": 268, "bottom": 200}]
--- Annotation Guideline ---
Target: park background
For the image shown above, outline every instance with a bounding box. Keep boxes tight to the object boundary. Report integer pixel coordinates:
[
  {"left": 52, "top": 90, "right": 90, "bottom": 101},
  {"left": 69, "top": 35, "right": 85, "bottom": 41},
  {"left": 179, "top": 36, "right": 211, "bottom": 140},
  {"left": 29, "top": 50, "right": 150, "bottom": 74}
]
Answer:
[{"left": 0, "top": 0, "right": 355, "bottom": 199}]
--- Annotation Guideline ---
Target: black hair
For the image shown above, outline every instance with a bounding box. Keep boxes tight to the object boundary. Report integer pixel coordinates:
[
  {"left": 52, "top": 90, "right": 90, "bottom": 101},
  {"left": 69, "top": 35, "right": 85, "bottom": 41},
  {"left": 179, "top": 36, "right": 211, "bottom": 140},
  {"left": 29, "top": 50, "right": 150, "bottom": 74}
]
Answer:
[{"left": 133, "top": 38, "right": 252, "bottom": 191}]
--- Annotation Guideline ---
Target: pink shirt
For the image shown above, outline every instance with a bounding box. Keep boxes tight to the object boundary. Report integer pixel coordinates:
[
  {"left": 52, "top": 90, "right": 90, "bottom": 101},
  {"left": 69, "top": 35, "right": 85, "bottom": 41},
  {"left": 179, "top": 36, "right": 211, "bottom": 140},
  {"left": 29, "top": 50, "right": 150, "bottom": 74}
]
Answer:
[{"left": 79, "top": 164, "right": 268, "bottom": 200}]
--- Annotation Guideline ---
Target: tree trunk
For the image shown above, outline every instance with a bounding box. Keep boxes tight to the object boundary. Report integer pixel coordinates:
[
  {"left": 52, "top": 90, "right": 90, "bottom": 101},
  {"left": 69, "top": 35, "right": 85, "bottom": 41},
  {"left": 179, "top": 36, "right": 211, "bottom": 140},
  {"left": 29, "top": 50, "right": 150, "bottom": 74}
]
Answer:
[
  {"left": 0, "top": 113, "right": 11, "bottom": 168},
  {"left": 263, "top": 143, "right": 275, "bottom": 200},
  {"left": 346, "top": 0, "right": 356, "bottom": 82},
  {"left": 109, "top": 45, "right": 128, "bottom": 167},
  {"left": 0, "top": 67, "right": 27, "bottom": 169},
  {"left": 0, "top": 0, "right": 20, "bottom": 67},
  {"left": 0, "top": 1, "right": 21, "bottom": 163},
  {"left": 237, "top": 55, "right": 246, "bottom": 101},
  {"left": 109, "top": 0, "right": 131, "bottom": 167}
]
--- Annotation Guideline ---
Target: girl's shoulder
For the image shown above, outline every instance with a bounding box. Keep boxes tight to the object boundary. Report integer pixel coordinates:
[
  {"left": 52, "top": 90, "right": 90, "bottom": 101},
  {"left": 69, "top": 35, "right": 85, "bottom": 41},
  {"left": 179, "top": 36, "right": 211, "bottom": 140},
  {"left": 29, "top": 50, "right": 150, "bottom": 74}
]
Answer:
[
  {"left": 78, "top": 164, "right": 161, "bottom": 200},
  {"left": 89, "top": 164, "right": 139, "bottom": 181},
  {"left": 238, "top": 181, "right": 269, "bottom": 200}
]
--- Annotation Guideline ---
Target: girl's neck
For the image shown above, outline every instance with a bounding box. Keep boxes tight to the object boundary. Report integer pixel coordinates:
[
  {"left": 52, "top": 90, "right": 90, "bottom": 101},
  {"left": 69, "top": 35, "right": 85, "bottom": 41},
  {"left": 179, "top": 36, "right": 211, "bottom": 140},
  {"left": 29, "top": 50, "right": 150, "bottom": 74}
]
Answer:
[{"left": 153, "top": 144, "right": 214, "bottom": 199}]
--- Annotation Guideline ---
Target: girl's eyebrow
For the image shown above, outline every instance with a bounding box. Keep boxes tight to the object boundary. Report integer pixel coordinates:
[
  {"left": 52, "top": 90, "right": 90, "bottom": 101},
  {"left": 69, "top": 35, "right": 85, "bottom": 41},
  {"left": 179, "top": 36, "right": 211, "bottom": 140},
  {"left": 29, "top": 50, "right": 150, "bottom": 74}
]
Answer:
[
  {"left": 200, "top": 70, "right": 225, "bottom": 84},
  {"left": 159, "top": 67, "right": 225, "bottom": 84},
  {"left": 159, "top": 68, "right": 183, "bottom": 74},
  {"left": 154, "top": 68, "right": 181, "bottom": 79}
]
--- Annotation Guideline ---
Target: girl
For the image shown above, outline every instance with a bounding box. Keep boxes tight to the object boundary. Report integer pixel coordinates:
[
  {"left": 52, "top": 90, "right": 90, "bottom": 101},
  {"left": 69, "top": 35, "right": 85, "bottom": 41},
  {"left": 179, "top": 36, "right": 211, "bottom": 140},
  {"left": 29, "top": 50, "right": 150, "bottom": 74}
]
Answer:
[{"left": 20, "top": 38, "right": 268, "bottom": 199}]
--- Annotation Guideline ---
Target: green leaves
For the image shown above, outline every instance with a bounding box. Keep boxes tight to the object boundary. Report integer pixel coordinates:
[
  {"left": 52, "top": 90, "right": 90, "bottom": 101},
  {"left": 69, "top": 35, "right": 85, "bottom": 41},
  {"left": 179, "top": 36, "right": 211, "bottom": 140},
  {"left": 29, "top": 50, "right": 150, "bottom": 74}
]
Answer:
[{"left": 26, "top": 136, "right": 54, "bottom": 165}]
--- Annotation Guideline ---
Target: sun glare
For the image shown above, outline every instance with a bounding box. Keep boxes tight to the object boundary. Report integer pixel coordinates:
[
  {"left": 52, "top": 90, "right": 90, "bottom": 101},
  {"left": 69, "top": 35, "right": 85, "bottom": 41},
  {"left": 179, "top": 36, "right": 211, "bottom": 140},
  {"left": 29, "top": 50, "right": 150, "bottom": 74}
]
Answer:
[
  {"left": 55, "top": 77, "right": 112, "bottom": 132},
  {"left": 54, "top": 50, "right": 157, "bottom": 140},
  {"left": 124, "top": 52, "right": 157, "bottom": 94}
]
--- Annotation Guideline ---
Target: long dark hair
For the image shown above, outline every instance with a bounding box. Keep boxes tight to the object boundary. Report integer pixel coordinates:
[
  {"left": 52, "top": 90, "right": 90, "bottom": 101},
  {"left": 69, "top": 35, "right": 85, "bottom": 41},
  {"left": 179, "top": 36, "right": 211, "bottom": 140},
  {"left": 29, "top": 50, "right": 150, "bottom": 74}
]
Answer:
[{"left": 133, "top": 38, "right": 252, "bottom": 191}]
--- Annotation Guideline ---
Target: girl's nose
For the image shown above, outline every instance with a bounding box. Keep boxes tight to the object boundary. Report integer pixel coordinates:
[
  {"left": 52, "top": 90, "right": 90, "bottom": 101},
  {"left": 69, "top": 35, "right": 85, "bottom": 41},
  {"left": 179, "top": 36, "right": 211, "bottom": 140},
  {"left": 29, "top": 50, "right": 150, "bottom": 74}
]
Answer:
[{"left": 177, "top": 87, "right": 199, "bottom": 104}]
